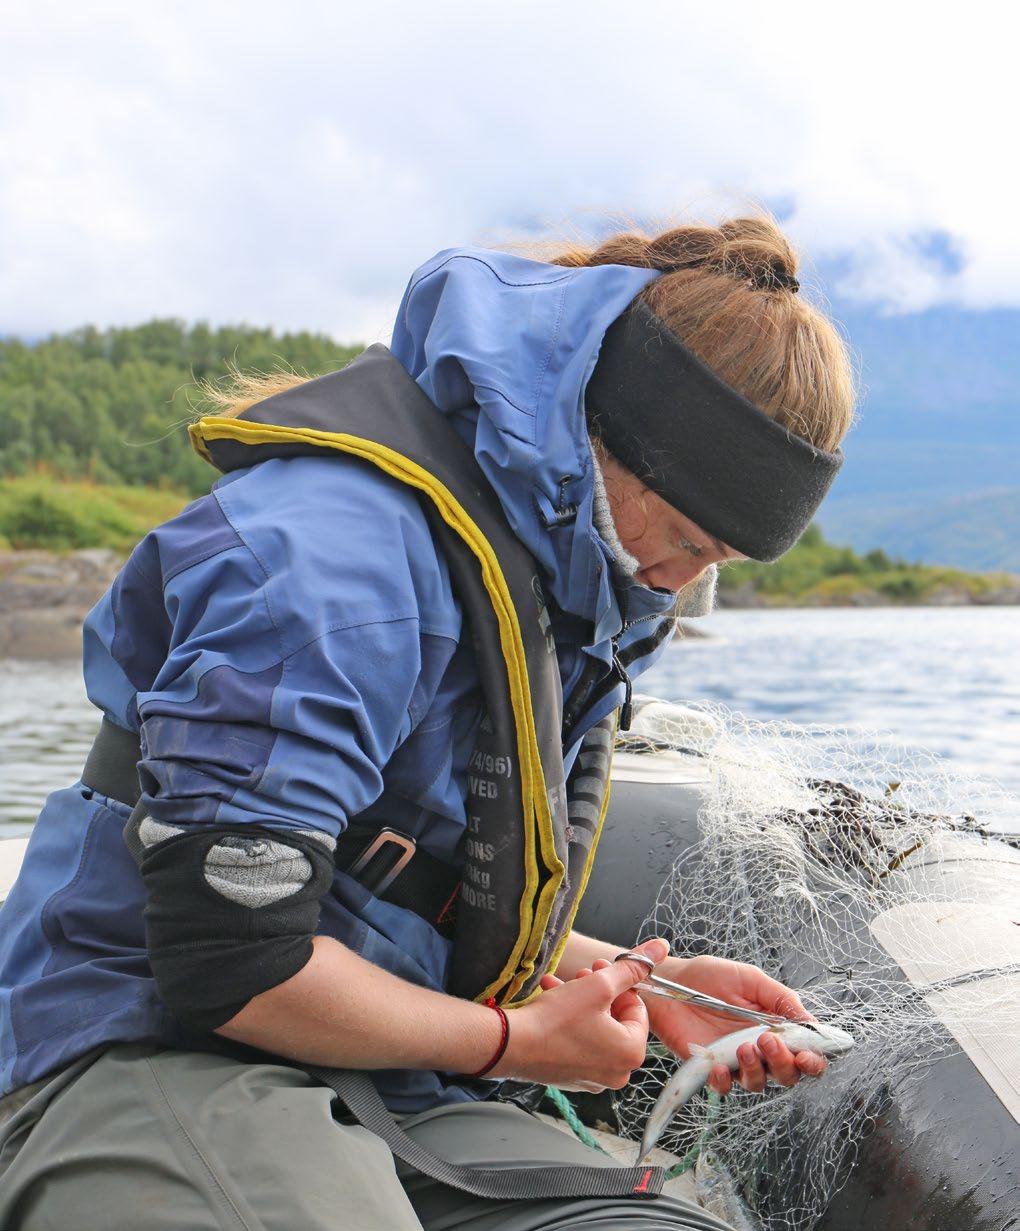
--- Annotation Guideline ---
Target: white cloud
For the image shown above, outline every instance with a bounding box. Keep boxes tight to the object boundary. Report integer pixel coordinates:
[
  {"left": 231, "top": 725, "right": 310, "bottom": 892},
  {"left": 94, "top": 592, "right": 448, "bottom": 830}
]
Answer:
[{"left": 2, "top": 0, "right": 1018, "bottom": 337}]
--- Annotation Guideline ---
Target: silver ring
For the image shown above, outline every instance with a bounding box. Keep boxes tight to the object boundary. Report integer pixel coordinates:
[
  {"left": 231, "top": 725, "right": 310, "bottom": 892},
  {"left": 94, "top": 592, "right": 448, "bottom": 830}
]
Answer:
[{"left": 614, "top": 950, "right": 656, "bottom": 974}]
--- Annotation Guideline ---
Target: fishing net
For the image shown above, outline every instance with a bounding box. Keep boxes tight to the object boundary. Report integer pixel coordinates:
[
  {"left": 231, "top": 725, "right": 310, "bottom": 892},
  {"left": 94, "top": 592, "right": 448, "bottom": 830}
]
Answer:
[{"left": 611, "top": 698, "right": 1019, "bottom": 1231}]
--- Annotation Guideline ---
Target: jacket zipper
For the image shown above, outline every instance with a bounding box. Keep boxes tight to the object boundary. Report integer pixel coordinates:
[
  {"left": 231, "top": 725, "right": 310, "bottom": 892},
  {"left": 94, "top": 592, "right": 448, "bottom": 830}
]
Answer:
[{"left": 612, "top": 646, "right": 634, "bottom": 731}]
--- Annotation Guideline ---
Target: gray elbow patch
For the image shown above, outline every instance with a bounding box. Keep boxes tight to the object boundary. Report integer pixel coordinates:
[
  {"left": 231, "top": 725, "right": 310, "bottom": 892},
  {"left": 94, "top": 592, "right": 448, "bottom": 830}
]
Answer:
[
  {"left": 137, "top": 820, "right": 334, "bottom": 1030},
  {"left": 133, "top": 814, "right": 337, "bottom": 908},
  {"left": 203, "top": 830, "right": 336, "bottom": 907},
  {"left": 138, "top": 816, "right": 187, "bottom": 848}
]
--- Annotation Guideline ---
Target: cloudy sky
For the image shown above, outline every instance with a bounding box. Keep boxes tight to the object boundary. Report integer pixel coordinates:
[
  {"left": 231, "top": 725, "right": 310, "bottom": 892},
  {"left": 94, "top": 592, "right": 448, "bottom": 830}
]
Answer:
[{"left": 3, "top": 0, "right": 1016, "bottom": 342}]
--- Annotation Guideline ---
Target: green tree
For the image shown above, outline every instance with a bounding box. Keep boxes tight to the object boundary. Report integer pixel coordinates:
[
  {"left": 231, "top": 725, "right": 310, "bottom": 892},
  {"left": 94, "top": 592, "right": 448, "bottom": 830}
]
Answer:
[{"left": 0, "top": 320, "right": 360, "bottom": 493}]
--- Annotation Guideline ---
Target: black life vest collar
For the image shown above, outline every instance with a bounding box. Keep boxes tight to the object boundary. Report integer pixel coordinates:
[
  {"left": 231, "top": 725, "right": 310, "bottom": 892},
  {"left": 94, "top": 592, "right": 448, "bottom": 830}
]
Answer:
[{"left": 191, "top": 346, "right": 616, "bottom": 1005}]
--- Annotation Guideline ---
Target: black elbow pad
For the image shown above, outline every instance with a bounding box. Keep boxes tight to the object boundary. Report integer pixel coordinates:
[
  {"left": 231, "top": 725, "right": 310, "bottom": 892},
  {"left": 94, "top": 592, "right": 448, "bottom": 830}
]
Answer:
[{"left": 128, "top": 815, "right": 336, "bottom": 1032}]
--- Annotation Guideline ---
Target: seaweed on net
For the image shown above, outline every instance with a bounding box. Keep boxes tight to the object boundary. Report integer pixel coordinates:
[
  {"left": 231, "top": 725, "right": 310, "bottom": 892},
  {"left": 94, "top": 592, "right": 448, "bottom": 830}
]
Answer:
[{"left": 612, "top": 703, "right": 1018, "bottom": 1231}]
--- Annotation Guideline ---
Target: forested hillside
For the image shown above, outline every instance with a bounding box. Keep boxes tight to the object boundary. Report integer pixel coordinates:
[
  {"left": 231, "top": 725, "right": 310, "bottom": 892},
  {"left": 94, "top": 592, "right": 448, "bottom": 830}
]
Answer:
[
  {"left": 0, "top": 321, "right": 359, "bottom": 492},
  {"left": 1, "top": 318, "right": 1016, "bottom": 603},
  {"left": 4, "top": 296, "right": 1019, "bottom": 569}
]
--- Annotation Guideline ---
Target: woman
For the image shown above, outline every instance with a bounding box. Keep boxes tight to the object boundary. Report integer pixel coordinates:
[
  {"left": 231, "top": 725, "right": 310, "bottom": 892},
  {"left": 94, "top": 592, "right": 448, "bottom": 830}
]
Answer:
[{"left": 0, "top": 217, "right": 854, "bottom": 1230}]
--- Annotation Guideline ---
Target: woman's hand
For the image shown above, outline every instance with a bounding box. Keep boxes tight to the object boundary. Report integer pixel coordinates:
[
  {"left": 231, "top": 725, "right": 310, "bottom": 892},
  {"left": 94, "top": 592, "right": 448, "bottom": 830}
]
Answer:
[
  {"left": 646, "top": 954, "right": 828, "bottom": 1096},
  {"left": 490, "top": 937, "right": 670, "bottom": 1091}
]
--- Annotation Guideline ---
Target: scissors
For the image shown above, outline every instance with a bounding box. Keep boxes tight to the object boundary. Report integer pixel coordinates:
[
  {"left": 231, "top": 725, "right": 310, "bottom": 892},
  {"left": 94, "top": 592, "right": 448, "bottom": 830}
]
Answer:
[{"left": 614, "top": 950, "right": 790, "bottom": 1027}]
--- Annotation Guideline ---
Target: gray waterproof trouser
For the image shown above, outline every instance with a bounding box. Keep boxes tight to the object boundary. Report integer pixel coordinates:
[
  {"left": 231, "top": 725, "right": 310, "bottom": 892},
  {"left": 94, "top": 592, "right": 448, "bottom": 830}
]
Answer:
[{"left": 0, "top": 1044, "right": 734, "bottom": 1231}]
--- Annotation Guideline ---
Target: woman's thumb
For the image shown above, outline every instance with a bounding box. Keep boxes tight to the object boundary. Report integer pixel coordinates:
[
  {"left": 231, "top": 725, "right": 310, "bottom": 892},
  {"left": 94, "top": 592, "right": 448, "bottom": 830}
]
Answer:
[
  {"left": 636, "top": 937, "right": 670, "bottom": 964},
  {"left": 598, "top": 938, "right": 670, "bottom": 997}
]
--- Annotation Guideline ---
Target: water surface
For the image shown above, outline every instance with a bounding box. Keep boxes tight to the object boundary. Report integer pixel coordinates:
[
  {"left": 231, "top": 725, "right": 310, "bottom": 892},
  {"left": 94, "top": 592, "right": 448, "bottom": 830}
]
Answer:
[
  {"left": 641, "top": 607, "right": 1018, "bottom": 830},
  {"left": 2, "top": 607, "right": 1016, "bottom": 835}
]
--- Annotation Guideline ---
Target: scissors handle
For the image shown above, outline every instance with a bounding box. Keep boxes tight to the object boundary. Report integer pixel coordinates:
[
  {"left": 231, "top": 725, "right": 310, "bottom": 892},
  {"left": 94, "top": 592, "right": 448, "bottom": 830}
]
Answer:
[{"left": 614, "top": 951, "right": 788, "bottom": 1027}]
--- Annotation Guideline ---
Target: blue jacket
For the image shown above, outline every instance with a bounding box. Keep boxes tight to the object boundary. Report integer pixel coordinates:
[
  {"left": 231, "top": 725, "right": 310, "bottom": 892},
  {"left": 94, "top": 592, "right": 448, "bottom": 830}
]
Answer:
[{"left": 0, "top": 249, "right": 684, "bottom": 1111}]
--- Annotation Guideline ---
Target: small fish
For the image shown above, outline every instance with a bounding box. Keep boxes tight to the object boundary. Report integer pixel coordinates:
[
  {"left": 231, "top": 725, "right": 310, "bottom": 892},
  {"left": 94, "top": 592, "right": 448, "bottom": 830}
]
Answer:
[{"left": 638, "top": 1021, "right": 855, "bottom": 1162}]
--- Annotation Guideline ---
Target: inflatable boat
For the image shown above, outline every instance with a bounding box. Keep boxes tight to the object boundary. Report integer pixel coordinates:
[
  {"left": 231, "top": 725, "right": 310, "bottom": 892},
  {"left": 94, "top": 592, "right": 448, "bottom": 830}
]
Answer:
[{"left": 1, "top": 701, "right": 1017, "bottom": 1231}]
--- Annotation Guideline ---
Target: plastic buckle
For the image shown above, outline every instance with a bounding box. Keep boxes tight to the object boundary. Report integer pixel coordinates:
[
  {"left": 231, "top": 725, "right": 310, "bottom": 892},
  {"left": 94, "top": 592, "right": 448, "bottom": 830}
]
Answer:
[{"left": 348, "top": 828, "right": 416, "bottom": 895}]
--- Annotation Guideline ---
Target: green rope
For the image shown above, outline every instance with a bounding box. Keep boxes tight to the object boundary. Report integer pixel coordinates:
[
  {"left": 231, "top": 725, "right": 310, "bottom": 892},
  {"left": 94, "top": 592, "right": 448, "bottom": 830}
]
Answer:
[
  {"left": 542, "top": 1085, "right": 723, "bottom": 1179},
  {"left": 541, "top": 1086, "right": 609, "bottom": 1154}
]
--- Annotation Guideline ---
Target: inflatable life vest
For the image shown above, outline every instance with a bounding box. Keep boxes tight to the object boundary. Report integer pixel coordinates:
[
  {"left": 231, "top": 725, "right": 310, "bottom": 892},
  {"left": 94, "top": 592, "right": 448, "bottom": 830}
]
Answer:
[{"left": 189, "top": 345, "right": 616, "bottom": 1007}]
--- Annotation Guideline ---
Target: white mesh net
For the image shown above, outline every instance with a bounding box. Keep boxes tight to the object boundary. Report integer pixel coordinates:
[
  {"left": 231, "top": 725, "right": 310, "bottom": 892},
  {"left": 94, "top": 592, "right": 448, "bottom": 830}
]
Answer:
[{"left": 611, "top": 700, "right": 1019, "bottom": 1231}]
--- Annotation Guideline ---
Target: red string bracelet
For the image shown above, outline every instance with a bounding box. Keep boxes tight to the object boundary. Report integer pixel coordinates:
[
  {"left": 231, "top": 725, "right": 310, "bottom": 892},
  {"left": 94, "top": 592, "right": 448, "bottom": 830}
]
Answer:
[{"left": 466, "top": 997, "right": 510, "bottom": 1079}]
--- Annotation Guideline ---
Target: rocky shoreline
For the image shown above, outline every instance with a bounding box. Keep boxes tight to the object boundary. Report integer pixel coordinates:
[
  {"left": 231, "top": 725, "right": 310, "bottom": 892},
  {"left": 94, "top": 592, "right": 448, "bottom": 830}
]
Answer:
[
  {"left": 0, "top": 550, "right": 122, "bottom": 660},
  {"left": 1, "top": 551, "right": 1018, "bottom": 661}
]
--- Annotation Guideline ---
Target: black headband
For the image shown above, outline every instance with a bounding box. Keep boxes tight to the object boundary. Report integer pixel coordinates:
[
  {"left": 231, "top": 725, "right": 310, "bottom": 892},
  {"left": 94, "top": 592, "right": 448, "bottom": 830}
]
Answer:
[{"left": 585, "top": 301, "right": 843, "bottom": 562}]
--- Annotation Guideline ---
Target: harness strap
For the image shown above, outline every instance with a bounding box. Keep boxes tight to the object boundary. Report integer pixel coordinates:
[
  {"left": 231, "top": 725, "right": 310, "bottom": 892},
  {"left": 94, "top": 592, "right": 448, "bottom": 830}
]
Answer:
[
  {"left": 306, "top": 1066, "right": 665, "bottom": 1201},
  {"left": 80, "top": 720, "right": 460, "bottom": 932},
  {"left": 82, "top": 717, "right": 144, "bottom": 807},
  {"left": 335, "top": 825, "right": 459, "bottom": 937}
]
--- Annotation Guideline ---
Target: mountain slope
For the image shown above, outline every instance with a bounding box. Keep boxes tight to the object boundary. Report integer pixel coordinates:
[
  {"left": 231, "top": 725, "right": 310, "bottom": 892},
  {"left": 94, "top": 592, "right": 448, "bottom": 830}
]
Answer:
[
  {"left": 815, "top": 300, "right": 1019, "bottom": 569},
  {"left": 819, "top": 487, "right": 1020, "bottom": 572}
]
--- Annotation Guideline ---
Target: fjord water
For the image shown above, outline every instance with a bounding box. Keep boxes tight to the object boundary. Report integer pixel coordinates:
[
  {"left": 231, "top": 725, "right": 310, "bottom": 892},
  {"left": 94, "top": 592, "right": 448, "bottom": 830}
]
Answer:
[
  {"left": 1, "top": 607, "right": 1017, "bottom": 835},
  {"left": 640, "top": 606, "right": 1019, "bottom": 831}
]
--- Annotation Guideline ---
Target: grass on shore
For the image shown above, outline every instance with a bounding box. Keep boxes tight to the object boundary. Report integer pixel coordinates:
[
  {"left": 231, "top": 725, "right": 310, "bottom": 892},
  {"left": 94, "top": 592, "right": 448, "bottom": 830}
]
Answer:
[
  {"left": 0, "top": 475, "right": 190, "bottom": 554},
  {"left": 717, "top": 525, "right": 1017, "bottom": 604},
  {"left": 1, "top": 476, "right": 1015, "bottom": 603}
]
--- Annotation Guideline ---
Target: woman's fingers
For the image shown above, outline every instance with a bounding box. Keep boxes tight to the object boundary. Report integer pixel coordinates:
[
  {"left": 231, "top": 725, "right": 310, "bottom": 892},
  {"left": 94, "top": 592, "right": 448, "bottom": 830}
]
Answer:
[
  {"left": 707, "top": 1063, "right": 732, "bottom": 1096},
  {"left": 610, "top": 987, "right": 648, "bottom": 1028},
  {"left": 728, "top": 1042, "right": 826, "bottom": 1095},
  {"left": 757, "top": 1032, "right": 800, "bottom": 1086},
  {"left": 748, "top": 969, "right": 814, "bottom": 1022},
  {"left": 795, "top": 1050, "right": 828, "bottom": 1078},
  {"left": 513, "top": 944, "right": 671, "bottom": 1089},
  {"left": 597, "top": 939, "right": 669, "bottom": 1002},
  {"left": 527, "top": 944, "right": 664, "bottom": 1088},
  {"left": 565, "top": 958, "right": 646, "bottom": 1027},
  {"left": 736, "top": 1042, "right": 767, "bottom": 1093},
  {"left": 603, "top": 955, "right": 641, "bottom": 1023}
]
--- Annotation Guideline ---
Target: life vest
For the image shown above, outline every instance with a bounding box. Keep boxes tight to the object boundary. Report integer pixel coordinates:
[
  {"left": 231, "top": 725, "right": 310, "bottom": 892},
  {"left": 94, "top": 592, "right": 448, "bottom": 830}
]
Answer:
[{"left": 189, "top": 344, "right": 615, "bottom": 1007}]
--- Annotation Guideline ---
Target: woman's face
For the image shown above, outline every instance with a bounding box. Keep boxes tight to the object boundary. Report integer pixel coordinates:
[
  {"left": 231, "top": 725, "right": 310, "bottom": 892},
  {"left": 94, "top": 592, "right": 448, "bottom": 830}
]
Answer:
[{"left": 599, "top": 453, "right": 745, "bottom": 592}]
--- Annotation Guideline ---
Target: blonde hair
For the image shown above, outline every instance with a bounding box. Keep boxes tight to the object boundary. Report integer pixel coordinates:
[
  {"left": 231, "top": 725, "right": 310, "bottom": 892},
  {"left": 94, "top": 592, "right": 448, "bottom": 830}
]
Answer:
[
  {"left": 548, "top": 216, "right": 855, "bottom": 453},
  {"left": 201, "top": 216, "right": 855, "bottom": 454},
  {"left": 194, "top": 365, "right": 305, "bottom": 420}
]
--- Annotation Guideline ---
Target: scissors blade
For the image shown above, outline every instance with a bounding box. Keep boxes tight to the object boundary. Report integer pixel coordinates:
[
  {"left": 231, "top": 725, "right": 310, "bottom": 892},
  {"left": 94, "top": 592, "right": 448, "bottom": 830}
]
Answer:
[
  {"left": 635, "top": 980, "right": 787, "bottom": 1026},
  {"left": 615, "top": 951, "right": 788, "bottom": 1027}
]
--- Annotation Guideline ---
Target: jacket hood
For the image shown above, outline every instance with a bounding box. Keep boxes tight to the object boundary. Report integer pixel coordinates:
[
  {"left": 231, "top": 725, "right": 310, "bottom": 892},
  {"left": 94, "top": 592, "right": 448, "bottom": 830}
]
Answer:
[{"left": 390, "top": 247, "right": 678, "bottom": 643}]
